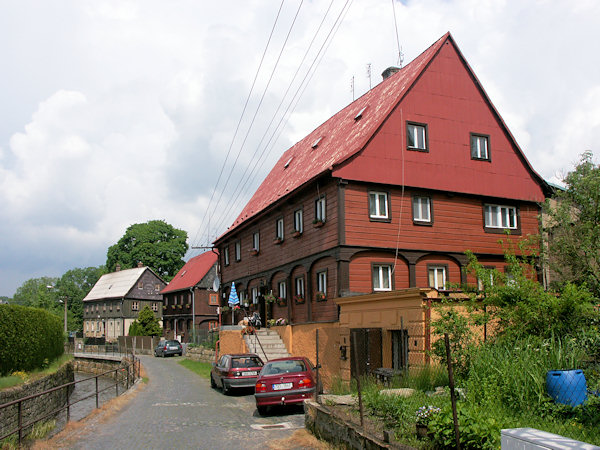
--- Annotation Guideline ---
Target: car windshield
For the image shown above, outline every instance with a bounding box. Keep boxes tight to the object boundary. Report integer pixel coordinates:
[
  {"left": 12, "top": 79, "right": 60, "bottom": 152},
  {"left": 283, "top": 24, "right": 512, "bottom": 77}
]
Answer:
[
  {"left": 262, "top": 360, "right": 306, "bottom": 375},
  {"left": 166, "top": 340, "right": 180, "bottom": 345},
  {"left": 231, "top": 357, "right": 263, "bottom": 368}
]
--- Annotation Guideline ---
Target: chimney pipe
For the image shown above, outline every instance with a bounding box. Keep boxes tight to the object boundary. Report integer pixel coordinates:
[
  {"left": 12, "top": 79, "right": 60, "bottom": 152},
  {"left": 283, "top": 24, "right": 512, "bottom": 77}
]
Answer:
[
  {"left": 137, "top": 261, "right": 143, "bottom": 268},
  {"left": 115, "top": 264, "right": 121, "bottom": 272}
]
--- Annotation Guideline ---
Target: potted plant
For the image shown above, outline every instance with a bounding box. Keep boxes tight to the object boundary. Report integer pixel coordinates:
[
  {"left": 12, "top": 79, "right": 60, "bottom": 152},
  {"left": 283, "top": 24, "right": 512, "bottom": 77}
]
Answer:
[
  {"left": 294, "top": 295, "right": 305, "bottom": 304},
  {"left": 221, "top": 305, "right": 230, "bottom": 312},
  {"left": 276, "top": 297, "right": 287, "bottom": 307},
  {"left": 275, "top": 317, "right": 288, "bottom": 326},
  {"left": 264, "top": 292, "right": 277, "bottom": 304},
  {"left": 250, "top": 248, "right": 259, "bottom": 256},
  {"left": 292, "top": 230, "right": 302, "bottom": 238},
  {"left": 313, "top": 219, "right": 325, "bottom": 228},
  {"left": 273, "top": 237, "right": 283, "bottom": 245},
  {"left": 415, "top": 405, "right": 440, "bottom": 438},
  {"left": 316, "top": 291, "right": 327, "bottom": 301}
]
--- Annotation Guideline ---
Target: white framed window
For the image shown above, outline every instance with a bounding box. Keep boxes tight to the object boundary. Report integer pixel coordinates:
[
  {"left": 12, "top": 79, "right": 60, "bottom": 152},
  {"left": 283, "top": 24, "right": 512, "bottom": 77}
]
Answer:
[
  {"left": 407, "top": 122, "right": 427, "bottom": 151},
  {"left": 471, "top": 134, "right": 489, "bottom": 160},
  {"left": 251, "top": 287, "right": 259, "bottom": 304},
  {"left": 132, "top": 301, "right": 139, "bottom": 311},
  {"left": 295, "top": 277, "right": 305, "bottom": 297},
  {"left": 138, "top": 282, "right": 143, "bottom": 290},
  {"left": 294, "top": 209, "right": 303, "bottom": 233},
  {"left": 276, "top": 218, "right": 284, "bottom": 240},
  {"left": 224, "top": 246, "right": 230, "bottom": 266},
  {"left": 428, "top": 266, "right": 447, "bottom": 290},
  {"left": 315, "top": 196, "right": 326, "bottom": 222},
  {"left": 91, "top": 322, "right": 94, "bottom": 332},
  {"left": 413, "top": 196, "right": 432, "bottom": 223},
  {"left": 235, "top": 240, "right": 241, "bottom": 261},
  {"left": 373, "top": 264, "right": 392, "bottom": 291},
  {"left": 477, "top": 268, "right": 495, "bottom": 291},
  {"left": 317, "top": 271, "right": 327, "bottom": 293},
  {"left": 252, "top": 232, "right": 260, "bottom": 251},
  {"left": 151, "top": 303, "right": 158, "bottom": 312},
  {"left": 369, "top": 191, "right": 389, "bottom": 219},
  {"left": 484, "top": 204, "right": 517, "bottom": 229},
  {"left": 278, "top": 281, "right": 287, "bottom": 299}
]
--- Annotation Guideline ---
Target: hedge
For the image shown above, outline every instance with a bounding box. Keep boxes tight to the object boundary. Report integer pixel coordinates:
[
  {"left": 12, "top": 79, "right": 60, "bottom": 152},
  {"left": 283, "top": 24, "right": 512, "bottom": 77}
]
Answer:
[{"left": 0, "top": 304, "right": 64, "bottom": 376}]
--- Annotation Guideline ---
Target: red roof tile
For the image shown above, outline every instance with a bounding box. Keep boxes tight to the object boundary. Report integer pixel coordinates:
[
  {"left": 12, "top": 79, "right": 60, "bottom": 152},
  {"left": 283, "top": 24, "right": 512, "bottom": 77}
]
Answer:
[
  {"left": 221, "top": 33, "right": 449, "bottom": 238},
  {"left": 161, "top": 251, "right": 218, "bottom": 294}
]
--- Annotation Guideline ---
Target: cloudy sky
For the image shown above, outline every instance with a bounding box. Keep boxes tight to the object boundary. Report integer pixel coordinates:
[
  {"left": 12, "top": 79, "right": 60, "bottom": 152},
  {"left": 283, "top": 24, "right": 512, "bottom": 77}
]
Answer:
[{"left": 1, "top": 0, "right": 599, "bottom": 297}]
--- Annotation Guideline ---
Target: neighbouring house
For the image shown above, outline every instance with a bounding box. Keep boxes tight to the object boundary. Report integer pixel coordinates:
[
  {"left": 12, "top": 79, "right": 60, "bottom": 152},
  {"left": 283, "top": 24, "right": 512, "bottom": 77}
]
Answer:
[
  {"left": 160, "top": 251, "right": 220, "bottom": 343},
  {"left": 214, "top": 32, "right": 550, "bottom": 384},
  {"left": 83, "top": 263, "right": 166, "bottom": 340}
]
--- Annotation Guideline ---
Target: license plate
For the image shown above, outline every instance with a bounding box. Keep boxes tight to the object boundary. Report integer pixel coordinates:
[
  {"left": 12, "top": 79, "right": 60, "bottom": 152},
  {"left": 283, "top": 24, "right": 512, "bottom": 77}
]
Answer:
[
  {"left": 272, "top": 382, "right": 293, "bottom": 390},
  {"left": 168, "top": 346, "right": 177, "bottom": 350},
  {"left": 242, "top": 371, "right": 257, "bottom": 376}
]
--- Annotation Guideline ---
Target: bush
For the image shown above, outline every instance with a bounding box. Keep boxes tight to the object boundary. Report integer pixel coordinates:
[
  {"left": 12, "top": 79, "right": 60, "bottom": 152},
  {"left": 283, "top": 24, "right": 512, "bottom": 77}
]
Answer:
[
  {"left": 0, "top": 304, "right": 64, "bottom": 375},
  {"left": 429, "top": 405, "right": 499, "bottom": 449}
]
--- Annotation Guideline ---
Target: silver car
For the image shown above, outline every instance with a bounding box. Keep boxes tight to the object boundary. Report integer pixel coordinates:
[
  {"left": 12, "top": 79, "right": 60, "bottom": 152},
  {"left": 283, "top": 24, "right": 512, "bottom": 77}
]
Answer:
[{"left": 154, "top": 339, "right": 183, "bottom": 357}]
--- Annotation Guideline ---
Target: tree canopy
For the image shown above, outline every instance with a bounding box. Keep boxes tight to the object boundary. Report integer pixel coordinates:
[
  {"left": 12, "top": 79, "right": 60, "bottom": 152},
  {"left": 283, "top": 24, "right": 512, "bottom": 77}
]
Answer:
[
  {"left": 544, "top": 151, "right": 600, "bottom": 296},
  {"left": 106, "top": 220, "right": 188, "bottom": 281}
]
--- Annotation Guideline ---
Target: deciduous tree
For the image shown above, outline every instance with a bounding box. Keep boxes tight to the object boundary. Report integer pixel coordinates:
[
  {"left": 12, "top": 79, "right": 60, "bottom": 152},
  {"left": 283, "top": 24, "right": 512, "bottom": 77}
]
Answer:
[{"left": 106, "top": 220, "right": 188, "bottom": 281}]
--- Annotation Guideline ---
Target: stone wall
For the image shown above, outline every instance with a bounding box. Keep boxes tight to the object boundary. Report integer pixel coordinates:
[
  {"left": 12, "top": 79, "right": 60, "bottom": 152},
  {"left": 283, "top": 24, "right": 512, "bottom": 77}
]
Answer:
[
  {"left": 0, "top": 362, "right": 74, "bottom": 441},
  {"left": 73, "top": 356, "right": 137, "bottom": 386},
  {"left": 185, "top": 347, "right": 216, "bottom": 363}
]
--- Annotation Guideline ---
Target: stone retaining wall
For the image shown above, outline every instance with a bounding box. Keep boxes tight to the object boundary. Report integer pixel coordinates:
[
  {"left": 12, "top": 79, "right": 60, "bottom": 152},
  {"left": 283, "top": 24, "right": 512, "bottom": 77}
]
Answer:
[
  {"left": 304, "top": 400, "right": 414, "bottom": 450},
  {"left": 73, "top": 356, "right": 137, "bottom": 385},
  {"left": 0, "top": 362, "right": 74, "bottom": 440},
  {"left": 185, "top": 347, "right": 216, "bottom": 363}
]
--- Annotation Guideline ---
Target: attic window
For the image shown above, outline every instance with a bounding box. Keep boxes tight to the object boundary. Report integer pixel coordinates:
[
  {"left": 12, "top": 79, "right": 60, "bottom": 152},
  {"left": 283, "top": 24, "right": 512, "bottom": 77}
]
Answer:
[
  {"left": 311, "top": 137, "right": 322, "bottom": 149},
  {"left": 284, "top": 157, "right": 293, "bottom": 168},
  {"left": 354, "top": 106, "right": 367, "bottom": 121}
]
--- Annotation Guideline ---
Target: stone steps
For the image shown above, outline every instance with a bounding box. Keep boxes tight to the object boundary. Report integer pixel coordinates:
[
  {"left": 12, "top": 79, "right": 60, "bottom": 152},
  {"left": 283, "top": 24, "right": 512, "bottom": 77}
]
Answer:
[{"left": 244, "top": 329, "right": 289, "bottom": 362}]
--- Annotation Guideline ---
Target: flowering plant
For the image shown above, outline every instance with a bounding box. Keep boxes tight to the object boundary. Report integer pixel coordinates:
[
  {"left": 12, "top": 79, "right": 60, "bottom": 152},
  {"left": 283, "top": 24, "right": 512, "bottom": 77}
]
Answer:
[
  {"left": 415, "top": 405, "right": 441, "bottom": 425},
  {"left": 316, "top": 291, "right": 326, "bottom": 301},
  {"left": 264, "top": 292, "right": 277, "bottom": 303},
  {"left": 294, "top": 295, "right": 305, "bottom": 304},
  {"left": 233, "top": 305, "right": 241, "bottom": 310},
  {"left": 276, "top": 297, "right": 287, "bottom": 306},
  {"left": 275, "top": 318, "right": 288, "bottom": 326}
]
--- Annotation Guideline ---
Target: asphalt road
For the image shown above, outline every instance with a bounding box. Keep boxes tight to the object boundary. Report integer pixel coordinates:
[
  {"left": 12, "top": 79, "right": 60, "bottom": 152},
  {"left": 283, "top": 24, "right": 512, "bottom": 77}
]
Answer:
[{"left": 67, "top": 355, "right": 306, "bottom": 449}]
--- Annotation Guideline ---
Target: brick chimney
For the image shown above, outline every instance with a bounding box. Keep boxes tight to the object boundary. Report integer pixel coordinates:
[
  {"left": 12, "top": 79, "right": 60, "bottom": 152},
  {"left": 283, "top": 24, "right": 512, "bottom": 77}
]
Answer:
[
  {"left": 137, "top": 261, "right": 144, "bottom": 268},
  {"left": 115, "top": 264, "right": 121, "bottom": 272},
  {"left": 382, "top": 66, "right": 401, "bottom": 80}
]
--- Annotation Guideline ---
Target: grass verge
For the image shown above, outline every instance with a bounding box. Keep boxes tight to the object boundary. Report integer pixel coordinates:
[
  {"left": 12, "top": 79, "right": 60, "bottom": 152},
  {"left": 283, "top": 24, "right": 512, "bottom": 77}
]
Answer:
[
  {"left": 0, "top": 354, "right": 74, "bottom": 390},
  {"left": 178, "top": 359, "right": 212, "bottom": 379}
]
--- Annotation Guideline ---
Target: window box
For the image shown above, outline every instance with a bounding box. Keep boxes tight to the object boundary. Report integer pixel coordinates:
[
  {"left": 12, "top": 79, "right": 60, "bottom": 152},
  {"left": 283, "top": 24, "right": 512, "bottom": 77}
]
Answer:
[
  {"left": 313, "top": 219, "right": 325, "bottom": 228},
  {"left": 250, "top": 248, "right": 259, "bottom": 256},
  {"left": 276, "top": 297, "right": 287, "bottom": 307},
  {"left": 186, "top": 303, "right": 191, "bottom": 308},
  {"left": 171, "top": 304, "right": 176, "bottom": 309},
  {"left": 294, "top": 295, "right": 305, "bottom": 304},
  {"left": 273, "top": 237, "right": 283, "bottom": 245},
  {"left": 316, "top": 291, "right": 327, "bottom": 302},
  {"left": 292, "top": 230, "right": 302, "bottom": 238},
  {"left": 177, "top": 304, "right": 182, "bottom": 309},
  {"left": 163, "top": 305, "right": 167, "bottom": 310}
]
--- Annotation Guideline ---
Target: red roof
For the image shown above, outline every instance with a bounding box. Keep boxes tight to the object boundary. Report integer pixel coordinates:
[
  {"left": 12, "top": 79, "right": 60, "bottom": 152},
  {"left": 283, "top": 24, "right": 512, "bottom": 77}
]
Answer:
[
  {"left": 161, "top": 251, "right": 218, "bottom": 294},
  {"left": 219, "top": 32, "right": 546, "bottom": 239}
]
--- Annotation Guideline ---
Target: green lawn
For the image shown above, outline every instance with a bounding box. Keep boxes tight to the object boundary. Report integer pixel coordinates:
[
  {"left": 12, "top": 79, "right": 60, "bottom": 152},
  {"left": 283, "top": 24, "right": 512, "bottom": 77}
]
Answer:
[{"left": 178, "top": 359, "right": 212, "bottom": 379}]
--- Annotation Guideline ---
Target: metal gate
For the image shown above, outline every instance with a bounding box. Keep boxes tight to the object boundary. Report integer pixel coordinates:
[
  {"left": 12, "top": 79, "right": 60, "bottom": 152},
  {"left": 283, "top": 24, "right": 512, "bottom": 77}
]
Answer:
[{"left": 391, "top": 329, "right": 409, "bottom": 370}]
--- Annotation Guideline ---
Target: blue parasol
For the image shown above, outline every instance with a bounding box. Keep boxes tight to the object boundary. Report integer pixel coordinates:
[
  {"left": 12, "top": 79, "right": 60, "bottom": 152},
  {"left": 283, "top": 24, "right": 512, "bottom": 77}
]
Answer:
[{"left": 228, "top": 282, "right": 239, "bottom": 324}]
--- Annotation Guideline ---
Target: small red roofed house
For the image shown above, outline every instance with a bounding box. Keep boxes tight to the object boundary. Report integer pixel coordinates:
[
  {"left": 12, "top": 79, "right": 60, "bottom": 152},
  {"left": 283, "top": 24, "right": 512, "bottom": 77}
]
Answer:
[
  {"left": 161, "top": 251, "right": 219, "bottom": 342},
  {"left": 213, "top": 33, "right": 549, "bottom": 372}
]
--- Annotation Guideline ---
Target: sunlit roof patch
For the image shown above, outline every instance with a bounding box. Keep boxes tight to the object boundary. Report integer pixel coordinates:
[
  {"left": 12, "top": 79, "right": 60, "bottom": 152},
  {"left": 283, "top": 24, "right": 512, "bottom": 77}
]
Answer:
[
  {"left": 354, "top": 106, "right": 367, "bottom": 121},
  {"left": 284, "top": 156, "right": 293, "bottom": 168},
  {"left": 311, "top": 137, "right": 323, "bottom": 149}
]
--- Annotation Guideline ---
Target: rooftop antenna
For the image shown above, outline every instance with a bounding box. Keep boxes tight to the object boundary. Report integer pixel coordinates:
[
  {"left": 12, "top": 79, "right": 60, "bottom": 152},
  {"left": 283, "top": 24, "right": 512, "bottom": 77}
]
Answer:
[
  {"left": 391, "top": 0, "right": 403, "bottom": 67},
  {"left": 350, "top": 75, "right": 355, "bottom": 101},
  {"left": 366, "top": 63, "right": 372, "bottom": 90}
]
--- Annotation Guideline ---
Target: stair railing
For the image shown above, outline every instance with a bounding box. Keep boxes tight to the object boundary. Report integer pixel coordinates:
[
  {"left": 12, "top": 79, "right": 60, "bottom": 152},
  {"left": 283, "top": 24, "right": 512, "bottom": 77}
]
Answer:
[{"left": 250, "top": 330, "right": 268, "bottom": 361}]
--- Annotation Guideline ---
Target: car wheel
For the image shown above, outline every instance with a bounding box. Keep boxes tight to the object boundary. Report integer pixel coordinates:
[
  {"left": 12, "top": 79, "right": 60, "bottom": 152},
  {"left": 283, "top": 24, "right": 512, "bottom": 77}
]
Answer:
[
  {"left": 210, "top": 374, "right": 217, "bottom": 389},
  {"left": 257, "top": 405, "right": 268, "bottom": 416},
  {"left": 178, "top": 352, "right": 182, "bottom": 357},
  {"left": 222, "top": 382, "right": 229, "bottom": 395}
]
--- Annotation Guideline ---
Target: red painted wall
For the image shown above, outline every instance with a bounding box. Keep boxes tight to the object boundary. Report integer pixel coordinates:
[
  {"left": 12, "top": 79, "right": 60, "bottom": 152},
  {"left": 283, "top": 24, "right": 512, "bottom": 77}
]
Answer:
[{"left": 333, "top": 41, "right": 545, "bottom": 203}]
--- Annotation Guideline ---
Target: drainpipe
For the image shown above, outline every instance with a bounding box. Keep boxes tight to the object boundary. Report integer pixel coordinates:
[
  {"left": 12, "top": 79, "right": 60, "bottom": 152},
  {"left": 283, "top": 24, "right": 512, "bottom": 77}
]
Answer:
[{"left": 190, "top": 287, "right": 196, "bottom": 344}]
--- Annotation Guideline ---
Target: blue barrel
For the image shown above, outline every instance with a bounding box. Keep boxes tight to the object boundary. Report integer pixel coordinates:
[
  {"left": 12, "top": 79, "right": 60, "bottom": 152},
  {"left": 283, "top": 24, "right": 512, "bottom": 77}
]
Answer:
[{"left": 546, "top": 369, "right": 587, "bottom": 407}]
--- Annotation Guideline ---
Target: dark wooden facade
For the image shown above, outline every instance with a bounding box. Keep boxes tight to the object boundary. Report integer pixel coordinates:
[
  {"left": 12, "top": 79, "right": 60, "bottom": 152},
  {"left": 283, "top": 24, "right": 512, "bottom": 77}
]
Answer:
[{"left": 214, "top": 33, "right": 548, "bottom": 325}]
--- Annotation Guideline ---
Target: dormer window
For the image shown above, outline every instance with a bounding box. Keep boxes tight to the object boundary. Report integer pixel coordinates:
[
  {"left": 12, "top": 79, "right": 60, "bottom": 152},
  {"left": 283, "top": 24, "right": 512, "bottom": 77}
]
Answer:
[
  {"left": 311, "top": 137, "right": 322, "bottom": 149},
  {"left": 284, "top": 157, "right": 293, "bottom": 168}
]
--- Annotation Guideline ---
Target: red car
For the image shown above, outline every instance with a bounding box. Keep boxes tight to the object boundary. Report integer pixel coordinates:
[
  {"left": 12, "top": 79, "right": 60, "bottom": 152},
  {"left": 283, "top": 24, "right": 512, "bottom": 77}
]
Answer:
[
  {"left": 210, "top": 354, "right": 264, "bottom": 394},
  {"left": 254, "top": 356, "right": 320, "bottom": 415}
]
